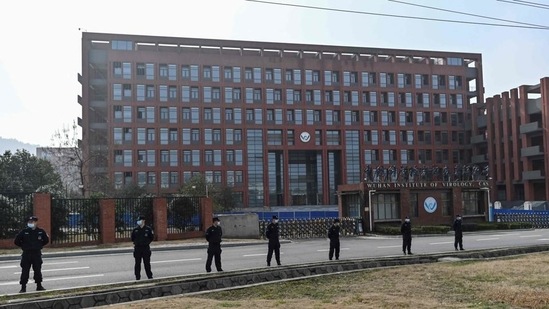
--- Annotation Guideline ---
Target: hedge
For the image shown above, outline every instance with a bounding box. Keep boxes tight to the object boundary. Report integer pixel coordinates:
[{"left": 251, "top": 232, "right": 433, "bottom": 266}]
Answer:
[{"left": 375, "top": 222, "right": 532, "bottom": 235}]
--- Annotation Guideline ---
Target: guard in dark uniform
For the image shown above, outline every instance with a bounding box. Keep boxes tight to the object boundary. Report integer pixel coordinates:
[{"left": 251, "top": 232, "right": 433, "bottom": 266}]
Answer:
[
  {"left": 131, "top": 215, "right": 154, "bottom": 280},
  {"left": 14, "top": 215, "right": 49, "bottom": 293},
  {"left": 205, "top": 217, "right": 223, "bottom": 272},
  {"left": 401, "top": 216, "right": 412, "bottom": 255},
  {"left": 328, "top": 218, "right": 341, "bottom": 260},
  {"left": 453, "top": 214, "right": 464, "bottom": 251},
  {"left": 265, "top": 215, "right": 281, "bottom": 266}
]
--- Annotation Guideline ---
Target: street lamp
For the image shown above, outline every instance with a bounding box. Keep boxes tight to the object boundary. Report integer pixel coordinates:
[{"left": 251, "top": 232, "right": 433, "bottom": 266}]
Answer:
[{"left": 368, "top": 190, "right": 376, "bottom": 232}]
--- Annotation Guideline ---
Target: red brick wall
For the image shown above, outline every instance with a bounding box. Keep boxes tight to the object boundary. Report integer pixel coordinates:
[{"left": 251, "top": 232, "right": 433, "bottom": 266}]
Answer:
[{"left": 99, "top": 199, "right": 115, "bottom": 244}]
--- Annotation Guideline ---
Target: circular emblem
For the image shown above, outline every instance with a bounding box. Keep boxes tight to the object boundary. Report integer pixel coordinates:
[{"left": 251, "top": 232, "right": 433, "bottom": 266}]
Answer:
[
  {"left": 423, "top": 196, "right": 437, "bottom": 214},
  {"left": 300, "top": 132, "right": 311, "bottom": 143}
]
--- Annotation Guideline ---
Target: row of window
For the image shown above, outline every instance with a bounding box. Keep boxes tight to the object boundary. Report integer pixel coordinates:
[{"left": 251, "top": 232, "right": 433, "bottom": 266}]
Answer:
[
  {"left": 114, "top": 105, "right": 468, "bottom": 127},
  {"left": 113, "top": 61, "right": 470, "bottom": 90},
  {"left": 113, "top": 83, "right": 467, "bottom": 108},
  {"left": 113, "top": 169, "right": 244, "bottom": 192},
  {"left": 114, "top": 127, "right": 468, "bottom": 147}
]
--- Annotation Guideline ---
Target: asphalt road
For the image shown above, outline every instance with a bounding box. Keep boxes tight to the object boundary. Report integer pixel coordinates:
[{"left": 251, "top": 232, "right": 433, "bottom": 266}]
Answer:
[{"left": 1, "top": 229, "right": 548, "bottom": 296}]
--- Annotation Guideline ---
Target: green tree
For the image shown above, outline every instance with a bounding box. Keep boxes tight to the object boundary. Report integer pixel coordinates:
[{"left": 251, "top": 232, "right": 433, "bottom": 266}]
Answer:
[
  {"left": 212, "top": 185, "right": 238, "bottom": 212},
  {"left": 0, "top": 150, "right": 63, "bottom": 193}
]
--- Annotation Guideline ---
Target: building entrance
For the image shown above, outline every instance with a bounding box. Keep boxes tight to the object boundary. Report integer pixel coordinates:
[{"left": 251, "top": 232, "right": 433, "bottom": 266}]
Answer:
[{"left": 288, "top": 150, "right": 323, "bottom": 206}]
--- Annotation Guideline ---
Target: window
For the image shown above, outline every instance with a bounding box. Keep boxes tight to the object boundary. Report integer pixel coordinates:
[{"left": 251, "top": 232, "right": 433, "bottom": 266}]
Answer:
[
  {"left": 373, "top": 193, "right": 400, "bottom": 220},
  {"left": 462, "top": 191, "right": 483, "bottom": 215}
]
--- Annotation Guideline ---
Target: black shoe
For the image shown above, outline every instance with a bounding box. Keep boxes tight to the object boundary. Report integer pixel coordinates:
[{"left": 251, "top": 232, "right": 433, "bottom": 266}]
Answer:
[
  {"left": 36, "top": 284, "right": 46, "bottom": 291},
  {"left": 407, "top": 252, "right": 413, "bottom": 255},
  {"left": 19, "top": 285, "right": 26, "bottom": 293},
  {"left": 460, "top": 248, "right": 465, "bottom": 251},
  {"left": 329, "top": 258, "right": 333, "bottom": 261},
  {"left": 217, "top": 269, "right": 223, "bottom": 272},
  {"left": 277, "top": 262, "right": 281, "bottom": 266},
  {"left": 336, "top": 258, "right": 339, "bottom": 260},
  {"left": 403, "top": 251, "right": 407, "bottom": 255},
  {"left": 267, "top": 263, "right": 271, "bottom": 267},
  {"left": 455, "top": 248, "right": 458, "bottom": 251},
  {"left": 148, "top": 277, "right": 153, "bottom": 279},
  {"left": 206, "top": 269, "right": 211, "bottom": 273}
]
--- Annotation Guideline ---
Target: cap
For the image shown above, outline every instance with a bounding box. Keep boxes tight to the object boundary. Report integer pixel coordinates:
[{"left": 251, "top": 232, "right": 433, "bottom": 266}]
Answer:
[
  {"left": 213, "top": 217, "right": 220, "bottom": 222},
  {"left": 272, "top": 215, "right": 278, "bottom": 220},
  {"left": 138, "top": 215, "right": 146, "bottom": 220},
  {"left": 334, "top": 218, "right": 340, "bottom": 223},
  {"left": 27, "top": 216, "right": 38, "bottom": 222},
  {"left": 456, "top": 214, "right": 461, "bottom": 217}
]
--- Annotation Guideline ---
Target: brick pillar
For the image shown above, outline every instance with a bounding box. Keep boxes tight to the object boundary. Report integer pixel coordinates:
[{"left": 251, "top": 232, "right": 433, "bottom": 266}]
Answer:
[
  {"left": 34, "top": 193, "right": 52, "bottom": 240},
  {"left": 99, "top": 199, "right": 115, "bottom": 244},
  {"left": 153, "top": 197, "right": 167, "bottom": 241},
  {"left": 201, "top": 197, "right": 213, "bottom": 232}
]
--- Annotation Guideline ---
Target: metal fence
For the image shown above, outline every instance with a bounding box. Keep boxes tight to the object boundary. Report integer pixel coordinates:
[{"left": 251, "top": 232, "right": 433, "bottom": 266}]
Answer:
[
  {"left": 166, "top": 196, "right": 201, "bottom": 234},
  {"left": 494, "top": 209, "right": 549, "bottom": 228},
  {"left": 235, "top": 210, "right": 339, "bottom": 221},
  {"left": 115, "top": 197, "right": 154, "bottom": 239},
  {"left": 0, "top": 193, "right": 34, "bottom": 239},
  {"left": 259, "top": 217, "right": 363, "bottom": 240},
  {"left": 51, "top": 198, "right": 100, "bottom": 245}
]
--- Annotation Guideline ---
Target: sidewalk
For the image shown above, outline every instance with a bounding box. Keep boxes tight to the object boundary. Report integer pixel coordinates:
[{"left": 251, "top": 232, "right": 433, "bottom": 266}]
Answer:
[{"left": 0, "top": 238, "right": 274, "bottom": 262}]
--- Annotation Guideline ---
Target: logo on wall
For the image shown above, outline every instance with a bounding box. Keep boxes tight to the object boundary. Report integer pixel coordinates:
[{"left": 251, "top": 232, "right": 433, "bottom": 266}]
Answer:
[
  {"left": 424, "top": 196, "right": 438, "bottom": 213},
  {"left": 300, "top": 132, "right": 311, "bottom": 143}
]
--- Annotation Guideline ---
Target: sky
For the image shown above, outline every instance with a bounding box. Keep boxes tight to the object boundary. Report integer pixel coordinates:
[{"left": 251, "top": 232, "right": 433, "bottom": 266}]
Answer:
[{"left": 1, "top": 0, "right": 548, "bottom": 147}]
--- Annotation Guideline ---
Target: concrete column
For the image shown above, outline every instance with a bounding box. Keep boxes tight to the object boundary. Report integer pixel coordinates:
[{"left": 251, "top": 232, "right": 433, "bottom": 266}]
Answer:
[{"left": 99, "top": 199, "right": 115, "bottom": 244}]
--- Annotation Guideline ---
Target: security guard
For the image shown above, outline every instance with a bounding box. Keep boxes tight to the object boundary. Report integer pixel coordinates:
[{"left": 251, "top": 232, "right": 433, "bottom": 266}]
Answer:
[
  {"left": 401, "top": 216, "right": 413, "bottom": 255},
  {"left": 131, "top": 215, "right": 154, "bottom": 280},
  {"left": 205, "top": 217, "right": 223, "bottom": 273},
  {"left": 14, "top": 215, "right": 49, "bottom": 293},
  {"left": 265, "top": 215, "right": 281, "bottom": 266},
  {"left": 328, "top": 218, "right": 341, "bottom": 260},
  {"left": 453, "top": 214, "right": 464, "bottom": 251}
]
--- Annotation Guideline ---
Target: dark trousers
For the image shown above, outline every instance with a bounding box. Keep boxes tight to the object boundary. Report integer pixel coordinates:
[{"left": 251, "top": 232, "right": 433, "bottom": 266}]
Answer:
[
  {"left": 134, "top": 246, "right": 152, "bottom": 279},
  {"left": 455, "top": 233, "right": 463, "bottom": 250},
  {"left": 19, "top": 252, "right": 43, "bottom": 285},
  {"left": 329, "top": 241, "right": 340, "bottom": 260},
  {"left": 206, "top": 243, "right": 222, "bottom": 272},
  {"left": 402, "top": 235, "right": 412, "bottom": 253},
  {"left": 267, "top": 242, "right": 281, "bottom": 265}
]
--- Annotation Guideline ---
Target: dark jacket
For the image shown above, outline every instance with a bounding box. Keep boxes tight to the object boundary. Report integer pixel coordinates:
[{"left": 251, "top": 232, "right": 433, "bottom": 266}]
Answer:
[
  {"left": 453, "top": 219, "right": 463, "bottom": 235},
  {"left": 14, "top": 227, "right": 49, "bottom": 252},
  {"left": 401, "top": 221, "right": 412, "bottom": 238},
  {"left": 265, "top": 222, "right": 280, "bottom": 244},
  {"left": 205, "top": 225, "right": 223, "bottom": 245},
  {"left": 131, "top": 225, "right": 154, "bottom": 247},
  {"left": 328, "top": 225, "right": 340, "bottom": 242}
]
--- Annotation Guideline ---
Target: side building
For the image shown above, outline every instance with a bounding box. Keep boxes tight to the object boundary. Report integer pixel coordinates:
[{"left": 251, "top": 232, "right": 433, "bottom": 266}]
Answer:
[
  {"left": 473, "top": 77, "right": 549, "bottom": 203},
  {"left": 79, "top": 32, "right": 483, "bottom": 220}
]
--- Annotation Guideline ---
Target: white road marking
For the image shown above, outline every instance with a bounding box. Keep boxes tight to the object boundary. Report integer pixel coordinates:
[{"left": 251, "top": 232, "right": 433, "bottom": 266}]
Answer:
[
  {"left": 0, "top": 274, "right": 104, "bottom": 286},
  {"left": 537, "top": 239, "right": 549, "bottom": 241},
  {"left": 151, "top": 258, "right": 201, "bottom": 264},
  {"left": 44, "top": 261, "right": 79, "bottom": 266},
  {"left": 243, "top": 252, "right": 285, "bottom": 257},
  {"left": 317, "top": 248, "right": 350, "bottom": 252},
  {"left": 429, "top": 241, "right": 454, "bottom": 245},
  {"left": 377, "top": 245, "right": 401, "bottom": 249},
  {"left": 519, "top": 235, "right": 542, "bottom": 238},
  {"left": 14, "top": 267, "right": 90, "bottom": 274},
  {"left": 476, "top": 238, "right": 500, "bottom": 241},
  {"left": 0, "top": 265, "right": 18, "bottom": 269}
]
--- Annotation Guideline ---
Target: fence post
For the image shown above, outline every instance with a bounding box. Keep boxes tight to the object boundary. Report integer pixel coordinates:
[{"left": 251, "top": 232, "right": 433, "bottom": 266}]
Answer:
[
  {"left": 99, "top": 199, "right": 115, "bottom": 244},
  {"left": 33, "top": 193, "right": 52, "bottom": 241},
  {"left": 201, "top": 197, "right": 213, "bottom": 232},
  {"left": 153, "top": 197, "right": 167, "bottom": 241}
]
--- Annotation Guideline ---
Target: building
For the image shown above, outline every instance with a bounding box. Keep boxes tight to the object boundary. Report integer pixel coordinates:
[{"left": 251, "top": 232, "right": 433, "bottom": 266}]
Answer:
[
  {"left": 473, "top": 77, "right": 549, "bottom": 203},
  {"left": 79, "top": 32, "right": 484, "bottom": 219}
]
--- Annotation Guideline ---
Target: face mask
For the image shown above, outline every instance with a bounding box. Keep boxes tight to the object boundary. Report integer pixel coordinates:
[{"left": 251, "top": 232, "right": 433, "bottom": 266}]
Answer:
[
  {"left": 405, "top": 219, "right": 410, "bottom": 223},
  {"left": 137, "top": 220, "right": 143, "bottom": 226},
  {"left": 273, "top": 219, "right": 279, "bottom": 224},
  {"left": 27, "top": 223, "right": 35, "bottom": 229},
  {"left": 216, "top": 222, "right": 221, "bottom": 226},
  {"left": 335, "top": 223, "right": 340, "bottom": 226},
  {"left": 457, "top": 217, "right": 462, "bottom": 221}
]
